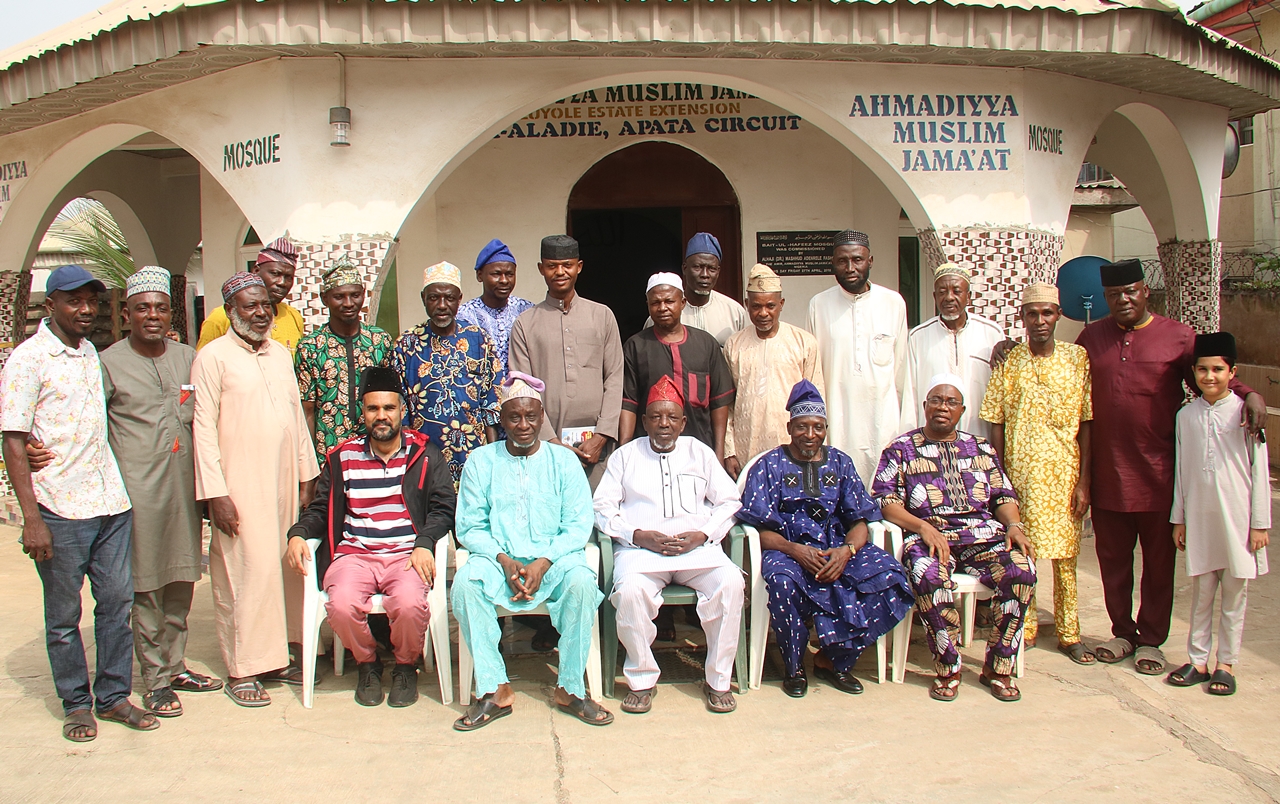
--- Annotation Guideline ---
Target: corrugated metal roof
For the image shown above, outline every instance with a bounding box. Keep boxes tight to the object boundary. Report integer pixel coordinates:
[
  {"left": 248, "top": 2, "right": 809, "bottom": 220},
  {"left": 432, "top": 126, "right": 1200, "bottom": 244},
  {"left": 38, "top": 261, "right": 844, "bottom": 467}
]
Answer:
[{"left": 0, "top": 0, "right": 1185, "bottom": 71}]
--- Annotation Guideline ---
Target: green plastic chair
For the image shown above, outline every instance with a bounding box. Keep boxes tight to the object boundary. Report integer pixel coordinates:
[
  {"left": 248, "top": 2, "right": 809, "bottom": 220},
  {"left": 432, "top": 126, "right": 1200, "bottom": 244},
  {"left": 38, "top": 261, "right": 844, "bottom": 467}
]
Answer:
[{"left": 594, "top": 526, "right": 751, "bottom": 698}]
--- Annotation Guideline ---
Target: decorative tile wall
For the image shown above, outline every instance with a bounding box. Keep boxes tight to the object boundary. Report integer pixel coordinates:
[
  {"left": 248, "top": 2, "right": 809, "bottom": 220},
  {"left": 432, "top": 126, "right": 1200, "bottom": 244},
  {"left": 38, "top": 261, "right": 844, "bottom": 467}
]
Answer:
[
  {"left": 1158, "top": 239, "right": 1221, "bottom": 333},
  {"left": 917, "top": 228, "right": 1063, "bottom": 335},
  {"left": 293, "top": 239, "right": 396, "bottom": 332}
]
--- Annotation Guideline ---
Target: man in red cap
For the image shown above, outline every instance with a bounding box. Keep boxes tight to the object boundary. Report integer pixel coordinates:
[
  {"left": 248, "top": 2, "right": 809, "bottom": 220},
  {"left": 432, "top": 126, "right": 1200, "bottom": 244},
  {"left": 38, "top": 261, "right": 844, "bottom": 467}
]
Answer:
[
  {"left": 197, "top": 237, "right": 305, "bottom": 353},
  {"left": 594, "top": 375, "right": 745, "bottom": 714}
]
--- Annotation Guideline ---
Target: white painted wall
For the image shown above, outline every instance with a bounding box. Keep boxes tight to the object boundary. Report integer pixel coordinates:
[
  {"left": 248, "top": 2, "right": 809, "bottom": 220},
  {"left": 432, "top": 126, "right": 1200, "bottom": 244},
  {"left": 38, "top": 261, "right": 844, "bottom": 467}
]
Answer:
[{"left": 395, "top": 90, "right": 903, "bottom": 331}]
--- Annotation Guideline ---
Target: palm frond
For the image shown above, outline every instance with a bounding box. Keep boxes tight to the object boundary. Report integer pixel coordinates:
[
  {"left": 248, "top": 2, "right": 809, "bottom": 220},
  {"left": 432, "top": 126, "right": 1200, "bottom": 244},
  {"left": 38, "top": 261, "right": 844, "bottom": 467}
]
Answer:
[{"left": 47, "top": 200, "right": 134, "bottom": 289}]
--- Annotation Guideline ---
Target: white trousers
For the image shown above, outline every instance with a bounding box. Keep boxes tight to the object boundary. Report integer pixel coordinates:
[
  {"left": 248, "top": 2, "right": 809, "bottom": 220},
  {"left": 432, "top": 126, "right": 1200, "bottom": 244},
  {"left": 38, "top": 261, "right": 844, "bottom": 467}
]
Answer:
[
  {"left": 1188, "top": 570, "right": 1249, "bottom": 668},
  {"left": 610, "top": 565, "right": 744, "bottom": 692}
]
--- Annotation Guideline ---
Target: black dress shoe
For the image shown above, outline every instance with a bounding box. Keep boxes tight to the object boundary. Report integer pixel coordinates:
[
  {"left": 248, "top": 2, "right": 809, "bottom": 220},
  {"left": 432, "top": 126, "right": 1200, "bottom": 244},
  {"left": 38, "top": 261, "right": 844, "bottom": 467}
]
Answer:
[
  {"left": 782, "top": 671, "right": 808, "bottom": 698},
  {"left": 388, "top": 664, "right": 418, "bottom": 708},
  {"left": 355, "top": 661, "right": 384, "bottom": 706},
  {"left": 814, "top": 665, "right": 863, "bottom": 695}
]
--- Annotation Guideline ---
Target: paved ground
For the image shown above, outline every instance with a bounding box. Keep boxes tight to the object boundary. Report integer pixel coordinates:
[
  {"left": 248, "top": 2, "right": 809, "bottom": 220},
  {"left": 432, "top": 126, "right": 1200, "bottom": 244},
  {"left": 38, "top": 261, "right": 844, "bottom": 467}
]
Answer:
[{"left": 3, "top": 500, "right": 1280, "bottom": 804}]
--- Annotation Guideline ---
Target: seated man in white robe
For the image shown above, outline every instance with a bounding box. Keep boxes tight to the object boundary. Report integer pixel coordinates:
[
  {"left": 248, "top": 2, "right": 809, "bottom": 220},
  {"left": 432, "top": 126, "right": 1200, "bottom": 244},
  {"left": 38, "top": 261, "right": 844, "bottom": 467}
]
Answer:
[{"left": 594, "top": 375, "right": 745, "bottom": 714}]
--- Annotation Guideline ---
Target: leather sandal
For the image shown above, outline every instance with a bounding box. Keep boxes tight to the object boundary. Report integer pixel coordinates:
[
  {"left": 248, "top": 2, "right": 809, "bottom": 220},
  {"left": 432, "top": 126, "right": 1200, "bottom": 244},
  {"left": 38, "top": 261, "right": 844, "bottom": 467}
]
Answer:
[
  {"left": 702, "top": 684, "right": 737, "bottom": 714},
  {"left": 98, "top": 700, "right": 161, "bottom": 731},
  {"left": 1058, "top": 641, "right": 1096, "bottom": 665},
  {"left": 62, "top": 710, "right": 97, "bottom": 743},
  {"left": 980, "top": 673, "right": 1022, "bottom": 702},
  {"left": 454, "top": 696, "right": 513, "bottom": 731},
  {"left": 557, "top": 694, "right": 614, "bottom": 725},
  {"left": 171, "top": 669, "right": 223, "bottom": 692},
  {"left": 621, "top": 687, "right": 656, "bottom": 714},
  {"left": 1207, "top": 669, "right": 1237, "bottom": 696},
  {"left": 142, "top": 687, "right": 183, "bottom": 717},
  {"left": 930, "top": 673, "right": 961, "bottom": 702},
  {"left": 224, "top": 678, "right": 271, "bottom": 708}
]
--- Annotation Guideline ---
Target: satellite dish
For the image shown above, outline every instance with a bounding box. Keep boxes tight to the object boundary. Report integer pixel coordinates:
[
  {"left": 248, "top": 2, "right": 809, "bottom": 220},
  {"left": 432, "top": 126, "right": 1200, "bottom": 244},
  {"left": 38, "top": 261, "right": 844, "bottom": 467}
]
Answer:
[{"left": 1056, "top": 256, "right": 1112, "bottom": 324}]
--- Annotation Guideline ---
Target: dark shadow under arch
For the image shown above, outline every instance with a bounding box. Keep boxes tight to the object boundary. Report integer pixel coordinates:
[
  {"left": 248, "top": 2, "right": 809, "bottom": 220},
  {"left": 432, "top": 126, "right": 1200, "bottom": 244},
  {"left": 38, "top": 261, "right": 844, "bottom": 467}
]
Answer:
[{"left": 567, "top": 141, "right": 741, "bottom": 342}]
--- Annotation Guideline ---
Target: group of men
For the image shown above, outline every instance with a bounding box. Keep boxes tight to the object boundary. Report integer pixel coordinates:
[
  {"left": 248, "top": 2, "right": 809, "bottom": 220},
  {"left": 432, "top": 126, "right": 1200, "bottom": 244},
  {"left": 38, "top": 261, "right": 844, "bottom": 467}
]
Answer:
[{"left": 3, "top": 224, "right": 1268, "bottom": 740}]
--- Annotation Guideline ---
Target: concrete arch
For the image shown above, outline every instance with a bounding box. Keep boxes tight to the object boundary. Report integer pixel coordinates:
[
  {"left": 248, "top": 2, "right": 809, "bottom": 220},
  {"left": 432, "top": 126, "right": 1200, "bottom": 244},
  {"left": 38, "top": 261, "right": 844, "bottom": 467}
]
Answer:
[
  {"left": 1084, "top": 101, "right": 1214, "bottom": 244},
  {"left": 399, "top": 69, "right": 930, "bottom": 239},
  {"left": 381, "top": 67, "right": 930, "bottom": 320},
  {"left": 84, "top": 190, "right": 158, "bottom": 269}
]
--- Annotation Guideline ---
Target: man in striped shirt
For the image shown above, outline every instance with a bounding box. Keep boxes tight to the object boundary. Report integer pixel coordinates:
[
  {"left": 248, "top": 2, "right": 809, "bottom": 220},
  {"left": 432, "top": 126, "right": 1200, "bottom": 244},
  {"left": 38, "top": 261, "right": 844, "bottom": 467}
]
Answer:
[{"left": 287, "top": 366, "right": 456, "bottom": 707}]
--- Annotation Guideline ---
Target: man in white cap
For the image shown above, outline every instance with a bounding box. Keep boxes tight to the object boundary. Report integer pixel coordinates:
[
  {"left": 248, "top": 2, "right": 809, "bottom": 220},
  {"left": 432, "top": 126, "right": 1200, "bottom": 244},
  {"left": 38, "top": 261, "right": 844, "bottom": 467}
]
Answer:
[
  {"left": 872, "top": 374, "right": 1035, "bottom": 703},
  {"left": 644, "top": 232, "right": 747, "bottom": 346},
  {"left": 722, "top": 263, "right": 823, "bottom": 478},
  {"left": 981, "top": 283, "right": 1094, "bottom": 661},
  {"left": 807, "top": 230, "right": 908, "bottom": 485},
  {"left": 451, "top": 372, "right": 614, "bottom": 730},
  {"left": 197, "top": 236, "right": 305, "bottom": 353},
  {"left": 390, "top": 260, "right": 503, "bottom": 486},
  {"left": 193, "top": 271, "right": 321, "bottom": 706},
  {"left": 900, "top": 263, "right": 1004, "bottom": 440},
  {"left": 620, "top": 272, "right": 736, "bottom": 458}
]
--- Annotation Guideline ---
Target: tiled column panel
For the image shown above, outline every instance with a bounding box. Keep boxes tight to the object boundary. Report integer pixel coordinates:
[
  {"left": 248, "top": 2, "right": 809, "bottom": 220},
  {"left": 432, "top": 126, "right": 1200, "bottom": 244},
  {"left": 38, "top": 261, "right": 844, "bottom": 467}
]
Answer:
[
  {"left": 1158, "top": 239, "right": 1221, "bottom": 333},
  {"left": 917, "top": 228, "right": 1063, "bottom": 335},
  {"left": 0, "top": 270, "right": 32, "bottom": 497},
  {"left": 293, "top": 239, "right": 395, "bottom": 331}
]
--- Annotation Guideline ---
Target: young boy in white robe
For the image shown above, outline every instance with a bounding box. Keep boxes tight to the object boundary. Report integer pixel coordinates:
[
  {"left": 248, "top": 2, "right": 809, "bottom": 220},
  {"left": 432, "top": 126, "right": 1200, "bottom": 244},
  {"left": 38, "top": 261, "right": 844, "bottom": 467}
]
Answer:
[{"left": 1167, "top": 332, "right": 1270, "bottom": 696}]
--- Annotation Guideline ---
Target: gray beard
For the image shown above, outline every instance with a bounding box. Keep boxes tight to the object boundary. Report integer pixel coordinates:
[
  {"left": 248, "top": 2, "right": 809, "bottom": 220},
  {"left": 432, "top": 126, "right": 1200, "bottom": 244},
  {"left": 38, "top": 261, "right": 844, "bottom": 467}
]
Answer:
[
  {"left": 940, "top": 311, "right": 962, "bottom": 322},
  {"left": 228, "top": 309, "right": 266, "bottom": 345}
]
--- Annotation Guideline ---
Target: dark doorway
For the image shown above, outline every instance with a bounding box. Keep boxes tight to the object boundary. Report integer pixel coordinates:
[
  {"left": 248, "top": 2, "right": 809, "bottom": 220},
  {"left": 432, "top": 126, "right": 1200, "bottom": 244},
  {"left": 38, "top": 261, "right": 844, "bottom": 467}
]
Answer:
[
  {"left": 572, "top": 207, "right": 682, "bottom": 342},
  {"left": 568, "top": 142, "right": 741, "bottom": 343}
]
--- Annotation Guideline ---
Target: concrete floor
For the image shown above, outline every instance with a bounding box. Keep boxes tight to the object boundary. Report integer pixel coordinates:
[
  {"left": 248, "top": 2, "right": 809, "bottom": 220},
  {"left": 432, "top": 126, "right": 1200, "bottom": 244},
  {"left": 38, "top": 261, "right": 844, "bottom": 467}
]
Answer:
[{"left": 2, "top": 509, "right": 1280, "bottom": 804}]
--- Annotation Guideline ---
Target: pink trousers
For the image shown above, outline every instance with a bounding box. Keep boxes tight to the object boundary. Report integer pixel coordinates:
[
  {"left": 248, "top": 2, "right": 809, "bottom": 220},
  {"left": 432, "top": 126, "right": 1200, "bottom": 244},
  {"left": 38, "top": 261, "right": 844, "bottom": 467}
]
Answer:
[{"left": 324, "top": 552, "right": 430, "bottom": 665}]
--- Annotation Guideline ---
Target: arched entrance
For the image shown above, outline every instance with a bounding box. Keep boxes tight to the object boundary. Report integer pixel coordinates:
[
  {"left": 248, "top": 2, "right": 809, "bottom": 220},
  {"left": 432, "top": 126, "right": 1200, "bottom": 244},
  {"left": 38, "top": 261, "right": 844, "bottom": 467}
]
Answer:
[{"left": 567, "top": 141, "right": 741, "bottom": 342}]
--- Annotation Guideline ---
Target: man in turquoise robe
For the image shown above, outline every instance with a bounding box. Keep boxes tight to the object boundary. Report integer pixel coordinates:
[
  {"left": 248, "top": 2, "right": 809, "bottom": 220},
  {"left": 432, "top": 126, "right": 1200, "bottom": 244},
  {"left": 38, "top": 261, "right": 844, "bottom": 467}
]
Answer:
[{"left": 451, "top": 371, "right": 614, "bottom": 730}]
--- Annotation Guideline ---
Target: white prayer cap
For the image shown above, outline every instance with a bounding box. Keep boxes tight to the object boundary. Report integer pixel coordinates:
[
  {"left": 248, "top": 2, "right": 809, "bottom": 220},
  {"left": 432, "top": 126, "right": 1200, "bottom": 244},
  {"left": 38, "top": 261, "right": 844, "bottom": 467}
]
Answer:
[
  {"left": 645, "top": 272, "right": 684, "bottom": 295},
  {"left": 926, "top": 373, "right": 966, "bottom": 400}
]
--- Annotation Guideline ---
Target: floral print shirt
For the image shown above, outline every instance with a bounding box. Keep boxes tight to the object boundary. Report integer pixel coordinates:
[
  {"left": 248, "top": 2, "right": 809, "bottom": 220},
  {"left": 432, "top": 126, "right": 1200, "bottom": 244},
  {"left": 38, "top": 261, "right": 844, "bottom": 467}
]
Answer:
[
  {"left": 390, "top": 322, "right": 503, "bottom": 486},
  {"left": 295, "top": 323, "right": 394, "bottom": 464},
  {"left": 0, "top": 319, "right": 130, "bottom": 519}
]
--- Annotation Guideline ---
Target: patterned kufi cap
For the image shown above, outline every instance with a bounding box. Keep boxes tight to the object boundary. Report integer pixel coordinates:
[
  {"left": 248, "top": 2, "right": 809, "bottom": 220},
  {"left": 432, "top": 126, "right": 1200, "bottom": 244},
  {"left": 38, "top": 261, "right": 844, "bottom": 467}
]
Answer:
[
  {"left": 321, "top": 257, "right": 363, "bottom": 294},
  {"left": 126, "top": 265, "right": 170, "bottom": 298},
  {"left": 221, "top": 271, "right": 266, "bottom": 303},
  {"left": 746, "top": 263, "right": 782, "bottom": 294},
  {"left": 647, "top": 374, "right": 684, "bottom": 408},
  {"left": 933, "top": 262, "right": 972, "bottom": 284},
  {"left": 1021, "top": 282, "right": 1059, "bottom": 306},
  {"left": 256, "top": 237, "right": 298, "bottom": 268},
  {"left": 833, "top": 229, "right": 870, "bottom": 250},
  {"left": 498, "top": 371, "right": 545, "bottom": 406},
  {"left": 786, "top": 379, "right": 826, "bottom": 420},
  {"left": 423, "top": 261, "right": 462, "bottom": 291}
]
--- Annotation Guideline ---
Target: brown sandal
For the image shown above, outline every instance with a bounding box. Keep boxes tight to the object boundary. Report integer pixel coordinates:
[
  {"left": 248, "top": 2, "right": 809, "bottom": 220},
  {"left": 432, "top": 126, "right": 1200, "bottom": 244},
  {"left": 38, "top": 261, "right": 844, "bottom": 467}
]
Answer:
[
  {"left": 980, "top": 673, "right": 1022, "bottom": 702},
  {"left": 62, "top": 710, "right": 97, "bottom": 742},
  {"left": 621, "top": 687, "right": 656, "bottom": 714},
  {"left": 702, "top": 684, "right": 736, "bottom": 714},
  {"left": 930, "top": 673, "right": 961, "bottom": 702},
  {"left": 97, "top": 701, "right": 160, "bottom": 731}
]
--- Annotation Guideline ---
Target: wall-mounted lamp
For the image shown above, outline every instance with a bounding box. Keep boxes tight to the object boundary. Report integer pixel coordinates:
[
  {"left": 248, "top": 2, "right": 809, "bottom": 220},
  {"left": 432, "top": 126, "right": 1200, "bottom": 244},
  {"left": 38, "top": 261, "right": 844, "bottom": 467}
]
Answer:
[
  {"left": 330, "top": 106, "right": 351, "bottom": 147},
  {"left": 330, "top": 53, "right": 350, "bottom": 148}
]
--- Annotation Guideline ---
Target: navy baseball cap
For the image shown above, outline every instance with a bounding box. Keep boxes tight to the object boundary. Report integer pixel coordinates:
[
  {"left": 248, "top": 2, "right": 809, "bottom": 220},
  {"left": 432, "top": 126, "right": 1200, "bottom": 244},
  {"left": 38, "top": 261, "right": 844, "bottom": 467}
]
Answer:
[{"left": 47, "top": 265, "right": 106, "bottom": 294}]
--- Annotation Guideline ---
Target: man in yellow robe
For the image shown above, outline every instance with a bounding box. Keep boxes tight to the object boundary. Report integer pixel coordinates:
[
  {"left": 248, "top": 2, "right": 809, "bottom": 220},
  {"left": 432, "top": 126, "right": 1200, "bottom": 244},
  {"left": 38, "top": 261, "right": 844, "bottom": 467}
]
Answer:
[{"left": 980, "top": 283, "right": 1094, "bottom": 663}]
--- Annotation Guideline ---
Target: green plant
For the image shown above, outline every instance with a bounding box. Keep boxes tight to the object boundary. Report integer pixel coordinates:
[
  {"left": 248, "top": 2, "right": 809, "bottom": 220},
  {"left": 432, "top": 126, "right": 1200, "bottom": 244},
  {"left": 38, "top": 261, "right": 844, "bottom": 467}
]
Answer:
[{"left": 47, "top": 200, "right": 133, "bottom": 289}]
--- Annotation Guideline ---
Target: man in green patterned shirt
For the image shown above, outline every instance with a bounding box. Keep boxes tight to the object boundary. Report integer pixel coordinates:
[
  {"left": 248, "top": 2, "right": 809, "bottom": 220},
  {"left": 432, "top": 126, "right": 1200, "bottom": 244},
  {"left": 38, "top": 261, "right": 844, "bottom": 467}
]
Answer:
[{"left": 296, "top": 258, "right": 394, "bottom": 467}]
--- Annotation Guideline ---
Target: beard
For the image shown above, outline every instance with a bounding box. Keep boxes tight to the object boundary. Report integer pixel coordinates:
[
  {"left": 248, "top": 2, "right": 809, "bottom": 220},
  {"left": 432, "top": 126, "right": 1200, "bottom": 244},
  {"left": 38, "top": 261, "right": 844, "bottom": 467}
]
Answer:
[
  {"left": 370, "top": 422, "right": 401, "bottom": 442},
  {"left": 940, "top": 311, "right": 962, "bottom": 322},
  {"left": 228, "top": 308, "right": 266, "bottom": 345}
]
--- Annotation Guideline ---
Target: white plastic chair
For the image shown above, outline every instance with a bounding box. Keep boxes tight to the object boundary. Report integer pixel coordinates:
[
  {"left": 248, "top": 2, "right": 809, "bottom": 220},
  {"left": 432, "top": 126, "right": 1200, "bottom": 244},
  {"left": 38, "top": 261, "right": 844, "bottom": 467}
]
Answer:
[
  {"left": 301, "top": 535, "right": 453, "bottom": 708},
  {"left": 453, "top": 541, "right": 603, "bottom": 704},
  {"left": 887, "top": 526, "right": 1024, "bottom": 683},
  {"left": 735, "top": 452, "right": 894, "bottom": 690}
]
